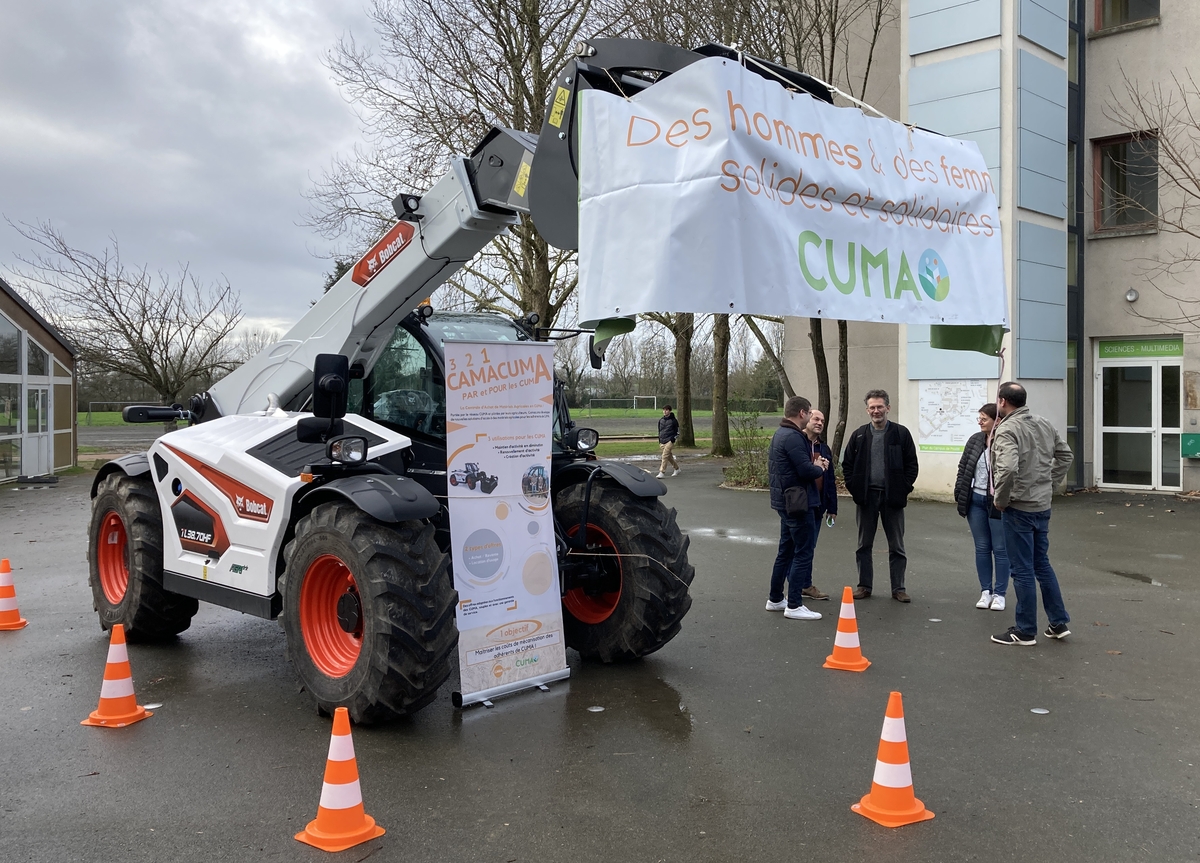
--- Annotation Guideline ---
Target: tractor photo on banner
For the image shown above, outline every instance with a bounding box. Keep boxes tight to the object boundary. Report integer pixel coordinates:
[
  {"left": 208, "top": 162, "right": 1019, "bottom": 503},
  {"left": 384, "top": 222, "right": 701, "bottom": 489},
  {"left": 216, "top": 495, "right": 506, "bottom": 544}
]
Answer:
[
  {"left": 576, "top": 56, "right": 1008, "bottom": 340},
  {"left": 444, "top": 340, "right": 570, "bottom": 706}
]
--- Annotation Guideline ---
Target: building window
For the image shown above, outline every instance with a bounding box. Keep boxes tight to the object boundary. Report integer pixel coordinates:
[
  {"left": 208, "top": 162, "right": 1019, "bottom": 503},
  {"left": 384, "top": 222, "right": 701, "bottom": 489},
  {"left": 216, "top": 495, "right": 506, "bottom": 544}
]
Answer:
[
  {"left": 1097, "top": 0, "right": 1159, "bottom": 30},
  {"left": 1095, "top": 135, "right": 1158, "bottom": 230}
]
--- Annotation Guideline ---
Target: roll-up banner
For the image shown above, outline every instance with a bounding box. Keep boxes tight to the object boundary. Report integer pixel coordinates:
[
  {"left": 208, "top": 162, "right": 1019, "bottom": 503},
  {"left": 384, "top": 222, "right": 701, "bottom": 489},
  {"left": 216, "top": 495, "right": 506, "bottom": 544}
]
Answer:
[
  {"left": 444, "top": 340, "right": 570, "bottom": 706},
  {"left": 576, "top": 56, "right": 1008, "bottom": 331}
]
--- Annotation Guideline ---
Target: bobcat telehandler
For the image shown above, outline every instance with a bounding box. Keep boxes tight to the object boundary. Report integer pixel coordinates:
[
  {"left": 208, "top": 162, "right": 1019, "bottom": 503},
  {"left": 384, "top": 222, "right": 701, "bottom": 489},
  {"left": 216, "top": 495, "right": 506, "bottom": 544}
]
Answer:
[{"left": 87, "top": 38, "right": 832, "bottom": 722}]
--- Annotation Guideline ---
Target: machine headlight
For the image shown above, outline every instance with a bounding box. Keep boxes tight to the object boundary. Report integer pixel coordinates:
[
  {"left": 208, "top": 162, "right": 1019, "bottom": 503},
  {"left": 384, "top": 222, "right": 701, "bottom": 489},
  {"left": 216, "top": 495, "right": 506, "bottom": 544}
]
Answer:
[{"left": 327, "top": 436, "right": 368, "bottom": 464}]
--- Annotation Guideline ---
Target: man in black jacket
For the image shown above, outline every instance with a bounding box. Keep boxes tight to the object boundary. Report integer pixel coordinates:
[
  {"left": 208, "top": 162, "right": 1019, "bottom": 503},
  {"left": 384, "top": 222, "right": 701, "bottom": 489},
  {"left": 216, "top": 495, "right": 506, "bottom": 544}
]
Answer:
[
  {"left": 657, "top": 405, "right": 680, "bottom": 479},
  {"left": 840, "top": 389, "right": 919, "bottom": 602},
  {"left": 766, "top": 395, "right": 828, "bottom": 620}
]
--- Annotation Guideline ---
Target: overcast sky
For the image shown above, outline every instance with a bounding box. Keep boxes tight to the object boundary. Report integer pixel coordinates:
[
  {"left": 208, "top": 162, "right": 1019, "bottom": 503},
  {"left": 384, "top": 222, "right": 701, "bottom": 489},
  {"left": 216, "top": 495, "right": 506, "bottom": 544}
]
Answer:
[{"left": 0, "top": 0, "right": 376, "bottom": 333}]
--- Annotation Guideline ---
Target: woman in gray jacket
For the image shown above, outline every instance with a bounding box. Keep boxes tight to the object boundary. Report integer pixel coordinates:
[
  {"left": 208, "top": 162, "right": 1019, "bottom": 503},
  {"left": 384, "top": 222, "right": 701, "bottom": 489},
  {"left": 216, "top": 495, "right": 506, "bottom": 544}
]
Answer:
[{"left": 953, "top": 404, "right": 1009, "bottom": 610}]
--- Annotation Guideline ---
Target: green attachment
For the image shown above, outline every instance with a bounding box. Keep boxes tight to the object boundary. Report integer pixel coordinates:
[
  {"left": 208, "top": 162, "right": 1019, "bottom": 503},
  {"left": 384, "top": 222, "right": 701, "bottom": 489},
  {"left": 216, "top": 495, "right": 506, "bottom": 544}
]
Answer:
[{"left": 929, "top": 324, "right": 1007, "bottom": 357}]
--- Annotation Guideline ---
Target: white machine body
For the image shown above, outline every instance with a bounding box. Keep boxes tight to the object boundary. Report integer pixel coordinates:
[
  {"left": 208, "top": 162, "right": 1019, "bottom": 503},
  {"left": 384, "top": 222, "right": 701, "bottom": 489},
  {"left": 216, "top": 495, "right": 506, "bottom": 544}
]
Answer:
[{"left": 148, "top": 413, "right": 411, "bottom": 598}]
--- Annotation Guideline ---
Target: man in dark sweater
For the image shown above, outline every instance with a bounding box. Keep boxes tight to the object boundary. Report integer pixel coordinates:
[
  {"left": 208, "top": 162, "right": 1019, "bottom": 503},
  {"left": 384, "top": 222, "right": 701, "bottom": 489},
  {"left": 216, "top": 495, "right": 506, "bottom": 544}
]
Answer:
[
  {"left": 657, "top": 405, "right": 681, "bottom": 478},
  {"left": 840, "top": 389, "right": 919, "bottom": 602}
]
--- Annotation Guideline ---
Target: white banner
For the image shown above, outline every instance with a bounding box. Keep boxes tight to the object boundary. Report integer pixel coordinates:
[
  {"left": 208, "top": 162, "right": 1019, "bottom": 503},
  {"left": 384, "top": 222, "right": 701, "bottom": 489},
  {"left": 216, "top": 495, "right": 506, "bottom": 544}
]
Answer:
[
  {"left": 444, "top": 340, "right": 570, "bottom": 705},
  {"left": 577, "top": 57, "right": 1007, "bottom": 329}
]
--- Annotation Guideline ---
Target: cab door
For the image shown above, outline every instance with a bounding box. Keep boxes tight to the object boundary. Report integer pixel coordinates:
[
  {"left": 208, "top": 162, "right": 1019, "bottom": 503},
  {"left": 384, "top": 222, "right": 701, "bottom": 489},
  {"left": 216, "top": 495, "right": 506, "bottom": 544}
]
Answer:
[{"left": 350, "top": 324, "right": 448, "bottom": 501}]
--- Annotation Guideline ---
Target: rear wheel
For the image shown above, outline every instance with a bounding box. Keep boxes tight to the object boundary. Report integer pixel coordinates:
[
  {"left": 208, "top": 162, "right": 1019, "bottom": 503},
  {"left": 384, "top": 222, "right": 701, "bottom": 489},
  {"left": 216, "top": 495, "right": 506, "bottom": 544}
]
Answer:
[
  {"left": 556, "top": 482, "right": 694, "bottom": 662},
  {"left": 87, "top": 473, "right": 198, "bottom": 640},
  {"left": 280, "top": 502, "right": 457, "bottom": 723}
]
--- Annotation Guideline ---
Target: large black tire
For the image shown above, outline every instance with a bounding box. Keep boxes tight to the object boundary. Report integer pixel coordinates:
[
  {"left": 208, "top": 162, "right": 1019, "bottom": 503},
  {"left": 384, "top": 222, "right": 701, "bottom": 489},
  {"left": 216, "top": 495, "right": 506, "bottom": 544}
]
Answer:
[
  {"left": 556, "top": 482, "right": 694, "bottom": 662},
  {"left": 280, "top": 502, "right": 457, "bottom": 723},
  {"left": 87, "top": 473, "right": 199, "bottom": 640}
]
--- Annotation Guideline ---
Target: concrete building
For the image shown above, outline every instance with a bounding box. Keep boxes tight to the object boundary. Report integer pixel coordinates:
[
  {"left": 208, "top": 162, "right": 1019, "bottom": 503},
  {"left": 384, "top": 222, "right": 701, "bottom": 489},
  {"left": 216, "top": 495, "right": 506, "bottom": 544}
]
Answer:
[
  {"left": 0, "top": 277, "right": 77, "bottom": 480},
  {"left": 785, "top": 0, "right": 1200, "bottom": 494}
]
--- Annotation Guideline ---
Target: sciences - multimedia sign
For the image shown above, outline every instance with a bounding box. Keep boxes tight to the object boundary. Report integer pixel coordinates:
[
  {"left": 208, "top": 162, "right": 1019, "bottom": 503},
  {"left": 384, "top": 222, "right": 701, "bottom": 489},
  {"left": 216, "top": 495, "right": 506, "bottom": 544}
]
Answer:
[
  {"left": 576, "top": 57, "right": 1007, "bottom": 329},
  {"left": 444, "top": 340, "right": 570, "bottom": 706}
]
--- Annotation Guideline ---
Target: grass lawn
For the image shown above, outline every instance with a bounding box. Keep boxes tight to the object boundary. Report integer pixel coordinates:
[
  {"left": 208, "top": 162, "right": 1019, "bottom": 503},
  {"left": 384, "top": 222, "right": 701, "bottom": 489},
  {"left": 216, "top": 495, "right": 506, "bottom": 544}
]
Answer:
[{"left": 78, "top": 411, "right": 130, "bottom": 426}]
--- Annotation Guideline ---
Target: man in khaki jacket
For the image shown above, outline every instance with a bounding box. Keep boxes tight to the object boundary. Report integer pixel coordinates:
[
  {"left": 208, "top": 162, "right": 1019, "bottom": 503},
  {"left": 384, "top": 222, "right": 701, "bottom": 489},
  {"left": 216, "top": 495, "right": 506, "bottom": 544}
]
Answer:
[{"left": 989, "top": 381, "right": 1074, "bottom": 646}]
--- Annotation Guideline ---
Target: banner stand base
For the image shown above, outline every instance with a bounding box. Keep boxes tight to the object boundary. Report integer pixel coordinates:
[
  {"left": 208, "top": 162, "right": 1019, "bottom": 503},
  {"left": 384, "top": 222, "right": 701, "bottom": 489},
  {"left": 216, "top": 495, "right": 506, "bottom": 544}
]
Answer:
[{"left": 452, "top": 667, "right": 571, "bottom": 710}]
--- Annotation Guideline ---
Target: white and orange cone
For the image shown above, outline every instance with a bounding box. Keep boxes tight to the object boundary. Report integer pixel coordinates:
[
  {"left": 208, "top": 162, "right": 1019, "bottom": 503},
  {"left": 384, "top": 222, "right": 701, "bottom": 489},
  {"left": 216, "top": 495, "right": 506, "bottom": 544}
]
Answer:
[
  {"left": 81, "top": 624, "right": 152, "bottom": 728},
  {"left": 295, "top": 706, "right": 386, "bottom": 852},
  {"left": 823, "top": 586, "right": 870, "bottom": 672},
  {"left": 852, "top": 691, "right": 935, "bottom": 828},
  {"left": 0, "top": 558, "right": 28, "bottom": 631}
]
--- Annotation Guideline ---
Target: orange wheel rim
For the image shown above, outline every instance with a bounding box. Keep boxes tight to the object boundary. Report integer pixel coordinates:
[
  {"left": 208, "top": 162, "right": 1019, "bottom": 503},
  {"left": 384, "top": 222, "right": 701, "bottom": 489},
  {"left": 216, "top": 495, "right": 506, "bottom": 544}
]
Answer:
[
  {"left": 299, "top": 554, "right": 363, "bottom": 677},
  {"left": 97, "top": 511, "right": 130, "bottom": 604},
  {"left": 563, "top": 523, "right": 623, "bottom": 624}
]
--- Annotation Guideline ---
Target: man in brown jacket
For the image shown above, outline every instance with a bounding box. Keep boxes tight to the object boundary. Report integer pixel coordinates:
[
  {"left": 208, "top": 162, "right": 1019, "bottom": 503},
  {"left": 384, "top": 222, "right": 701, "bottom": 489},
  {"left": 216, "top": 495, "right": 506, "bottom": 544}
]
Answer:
[{"left": 989, "top": 381, "right": 1074, "bottom": 646}]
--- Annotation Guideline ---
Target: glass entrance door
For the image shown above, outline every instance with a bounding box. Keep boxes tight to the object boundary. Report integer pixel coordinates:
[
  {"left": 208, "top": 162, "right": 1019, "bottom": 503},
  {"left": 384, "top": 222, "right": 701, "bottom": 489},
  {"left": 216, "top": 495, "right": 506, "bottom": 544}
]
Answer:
[
  {"left": 1098, "top": 361, "right": 1182, "bottom": 490},
  {"left": 23, "top": 387, "right": 51, "bottom": 476}
]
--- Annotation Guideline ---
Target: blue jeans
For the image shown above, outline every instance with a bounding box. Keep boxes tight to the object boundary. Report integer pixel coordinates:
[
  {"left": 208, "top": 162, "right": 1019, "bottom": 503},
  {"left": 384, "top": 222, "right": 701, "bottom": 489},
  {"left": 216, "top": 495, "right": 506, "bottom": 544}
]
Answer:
[
  {"left": 966, "top": 492, "right": 1009, "bottom": 595},
  {"left": 770, "top": 510, "right": 816, "bottom": 608},
  {"left": 1001, "top": 508, "right": 1069, "bottom": 636}
]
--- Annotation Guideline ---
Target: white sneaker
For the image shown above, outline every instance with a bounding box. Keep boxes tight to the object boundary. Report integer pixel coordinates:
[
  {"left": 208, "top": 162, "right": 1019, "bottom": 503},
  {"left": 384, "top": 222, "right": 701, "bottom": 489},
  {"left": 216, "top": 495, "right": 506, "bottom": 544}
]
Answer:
[
  {"left": 975, "top": 590, "right": 992, "bottom": 609},
  {"left": 655, "top": 472, "right": 666, "bottom": 478},
  {"left": 765, "top": 598, "right": 787, "bottom": 612},
  {"left": 672, "top": 468, "right": 682, "bottom": 476},
  {"left": 784, "top": 605, "right": 822, "bottom": 620},
  {"left": 989, "top": 594, "right": 1006, "bottom": 611}
]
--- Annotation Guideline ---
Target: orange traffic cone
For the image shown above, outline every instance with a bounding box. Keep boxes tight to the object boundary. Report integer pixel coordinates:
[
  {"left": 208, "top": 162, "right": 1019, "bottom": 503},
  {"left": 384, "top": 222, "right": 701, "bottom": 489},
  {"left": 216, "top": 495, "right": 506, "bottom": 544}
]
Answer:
[
  {"left": 823, "top": 586, "right": 870, "bottom": 672},
  {"left": 852, "top": 691, "right": 935, "bottom": 828},
  {"left": 81, "top": 624, "right": 152, "bottom": 728},
  {"left": 0, "top": 559, "right": 28, "bottom": 631},
  {"left": 295, "top": 707, "right": 386, "bottom": 852}
]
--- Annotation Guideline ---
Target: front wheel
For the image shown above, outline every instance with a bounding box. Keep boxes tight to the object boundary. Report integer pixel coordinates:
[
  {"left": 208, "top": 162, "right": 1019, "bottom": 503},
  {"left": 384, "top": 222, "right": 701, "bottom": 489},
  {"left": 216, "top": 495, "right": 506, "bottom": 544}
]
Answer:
[
  {"left": 556, "top": 482, "right": 694, "bottom": 662},
  {"left": 87, "top": 473, "right": 198, "bottom": 640},
  {"left": 280, "top": 502, "right": 457, "bottom": 723}
]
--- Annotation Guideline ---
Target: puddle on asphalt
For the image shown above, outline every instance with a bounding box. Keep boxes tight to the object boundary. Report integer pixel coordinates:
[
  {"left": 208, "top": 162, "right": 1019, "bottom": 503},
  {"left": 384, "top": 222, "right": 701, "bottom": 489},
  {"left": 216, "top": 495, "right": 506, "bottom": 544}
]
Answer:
[
  {"left": 1110, "top": 570, "right": 1165, "bottom": 587},
  {"left": 684, "top": 527, "right": 774, "bottom": 546}
]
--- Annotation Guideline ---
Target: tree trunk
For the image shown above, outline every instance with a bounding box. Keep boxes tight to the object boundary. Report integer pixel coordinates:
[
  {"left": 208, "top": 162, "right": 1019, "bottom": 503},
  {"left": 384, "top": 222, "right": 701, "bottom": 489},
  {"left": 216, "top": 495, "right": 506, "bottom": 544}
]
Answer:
[
  {"left": 710, "top": 315, "right": 733, "bottom": 457},
  {"left": 832, "top": 319, "right": 850, "bottom": 461},
  {"left": 742, "top": 315, "right": 795, "bottom": 399},
  {"left": 809, "top": 317, "right": 831, "bottom": 420},
  {"left": 673, "top": 314, "right": 695, "bottom": 447}
]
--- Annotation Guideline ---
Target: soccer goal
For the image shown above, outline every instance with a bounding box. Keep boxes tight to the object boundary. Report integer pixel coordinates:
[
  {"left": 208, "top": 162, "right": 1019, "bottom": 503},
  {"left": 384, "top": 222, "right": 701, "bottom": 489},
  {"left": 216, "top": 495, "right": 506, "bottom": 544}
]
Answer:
[{"left": 633, "top": 395, "right": 658, "bottom": 412}]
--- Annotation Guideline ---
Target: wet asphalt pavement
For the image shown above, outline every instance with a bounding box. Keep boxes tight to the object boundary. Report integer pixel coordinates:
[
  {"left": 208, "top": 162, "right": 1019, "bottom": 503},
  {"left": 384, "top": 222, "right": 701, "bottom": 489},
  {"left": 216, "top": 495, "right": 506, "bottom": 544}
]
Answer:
[{"left": 1, "top": 464, "right": 1198, "bottom": 862}]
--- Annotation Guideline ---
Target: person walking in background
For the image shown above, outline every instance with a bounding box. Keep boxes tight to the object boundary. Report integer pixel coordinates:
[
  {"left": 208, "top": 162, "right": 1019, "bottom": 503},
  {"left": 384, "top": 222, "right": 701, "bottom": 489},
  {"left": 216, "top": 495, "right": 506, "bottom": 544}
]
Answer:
[
  {"left": 841, "top": 389, "right": 919, "bottom": 602},
  {"left": 989, "top": 382, "right": 1074, "bottom": 646},
  {"left": 802, "top": 409, "right": 837, "bottom": 601},
  {"left": 657, "top": 405, "right": 680, "bottom": 479},
  {"left": 954, "top": 404, "right": 1009, "bottom": 611},
  {"left": 766, "top": 395, "right": 827, "bottom": 620}
]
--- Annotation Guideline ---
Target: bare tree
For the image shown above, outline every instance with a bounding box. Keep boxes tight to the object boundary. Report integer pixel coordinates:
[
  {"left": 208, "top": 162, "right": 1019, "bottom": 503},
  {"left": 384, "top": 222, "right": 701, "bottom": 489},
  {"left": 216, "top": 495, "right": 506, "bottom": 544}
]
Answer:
[
  {"left": 1105, "top": 69, "right": 1200, "bottom": 328},
  {"left": 742, "top": 315, "right": 795, "bottom": 398},
  {"left": 226, "top": 327, "right": 283, "bottom": 366},
  {"left": 308, "top": 0, "right": 631, "bottom": 328},
  {"left": 710, "top": 315, "right": 734, "bottom": 456},
  {"left": 644, "top": 313, "right": 696, "bottom": 446},
  {"left": 11, "top": 221, "right": 242, "bottom": 406}
]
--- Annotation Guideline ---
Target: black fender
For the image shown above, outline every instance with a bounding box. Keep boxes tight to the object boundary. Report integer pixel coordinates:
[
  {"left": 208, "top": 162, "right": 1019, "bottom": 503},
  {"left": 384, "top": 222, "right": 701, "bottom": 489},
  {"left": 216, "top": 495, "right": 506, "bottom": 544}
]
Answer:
[
  {"left": 554, "top": 459, "right": 667, "bottom": 498},
  {"left": 295, "top": 474, "right": 439, "bottom": 524},
  {"left": 91, "top": 453, "right": 152, "bottom": 498}
]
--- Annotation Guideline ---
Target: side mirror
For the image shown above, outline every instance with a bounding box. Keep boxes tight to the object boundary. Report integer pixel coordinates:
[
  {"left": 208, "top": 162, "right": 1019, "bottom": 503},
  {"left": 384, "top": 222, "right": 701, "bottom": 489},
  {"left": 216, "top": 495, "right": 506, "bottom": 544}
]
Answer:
[
  {"left": 327, "top": 435, "right": 368, "bottom": 464},
  {"left": 312, "top": 354, "right": 349, "bottom": 419},
  {"left": 563, "top": 427, "right": 599, "bottom": 451}
]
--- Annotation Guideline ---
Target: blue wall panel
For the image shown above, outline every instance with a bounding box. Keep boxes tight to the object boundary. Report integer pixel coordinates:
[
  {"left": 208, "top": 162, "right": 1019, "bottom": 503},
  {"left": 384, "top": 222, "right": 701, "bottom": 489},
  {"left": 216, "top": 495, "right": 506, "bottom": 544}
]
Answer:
[
  {"left": 907, "top": 325, "right": 1001, "bottom": 380},
  {"left": 1019, "top": 0, "right": 1068, "bottom": 58},
  {"left": 910, "top": 0, "right": 1002, "bottom": 55},
  {"left": 1016, "top": 221, "right": 1066, "bottom": 379},
  {"left": 1017, "top": 51, "right": 1067, "bottom": 218},
  {"left": 909, "top": 51, "right": 1001, "bottom": 180}
]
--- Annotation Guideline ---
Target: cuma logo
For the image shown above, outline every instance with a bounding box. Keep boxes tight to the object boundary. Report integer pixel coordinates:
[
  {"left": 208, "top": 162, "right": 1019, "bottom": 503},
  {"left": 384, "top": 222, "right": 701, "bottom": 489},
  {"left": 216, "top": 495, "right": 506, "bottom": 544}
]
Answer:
[
  {"left": 917, "top": 249, "right": 950, "bottom": 301},
  {"left": 797, "top": 231, "right": 950, "bottom": 303}
]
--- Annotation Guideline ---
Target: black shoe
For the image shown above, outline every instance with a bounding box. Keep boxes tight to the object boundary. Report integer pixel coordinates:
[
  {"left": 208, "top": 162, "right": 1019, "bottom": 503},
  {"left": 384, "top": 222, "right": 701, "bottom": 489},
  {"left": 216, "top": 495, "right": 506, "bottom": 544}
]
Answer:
[
  {"left": 1044, "top": 623, "right": 1071, "bottom": 640},
  {"left": 991, "top": 627, "right": 1036, "bottom": 646}
]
